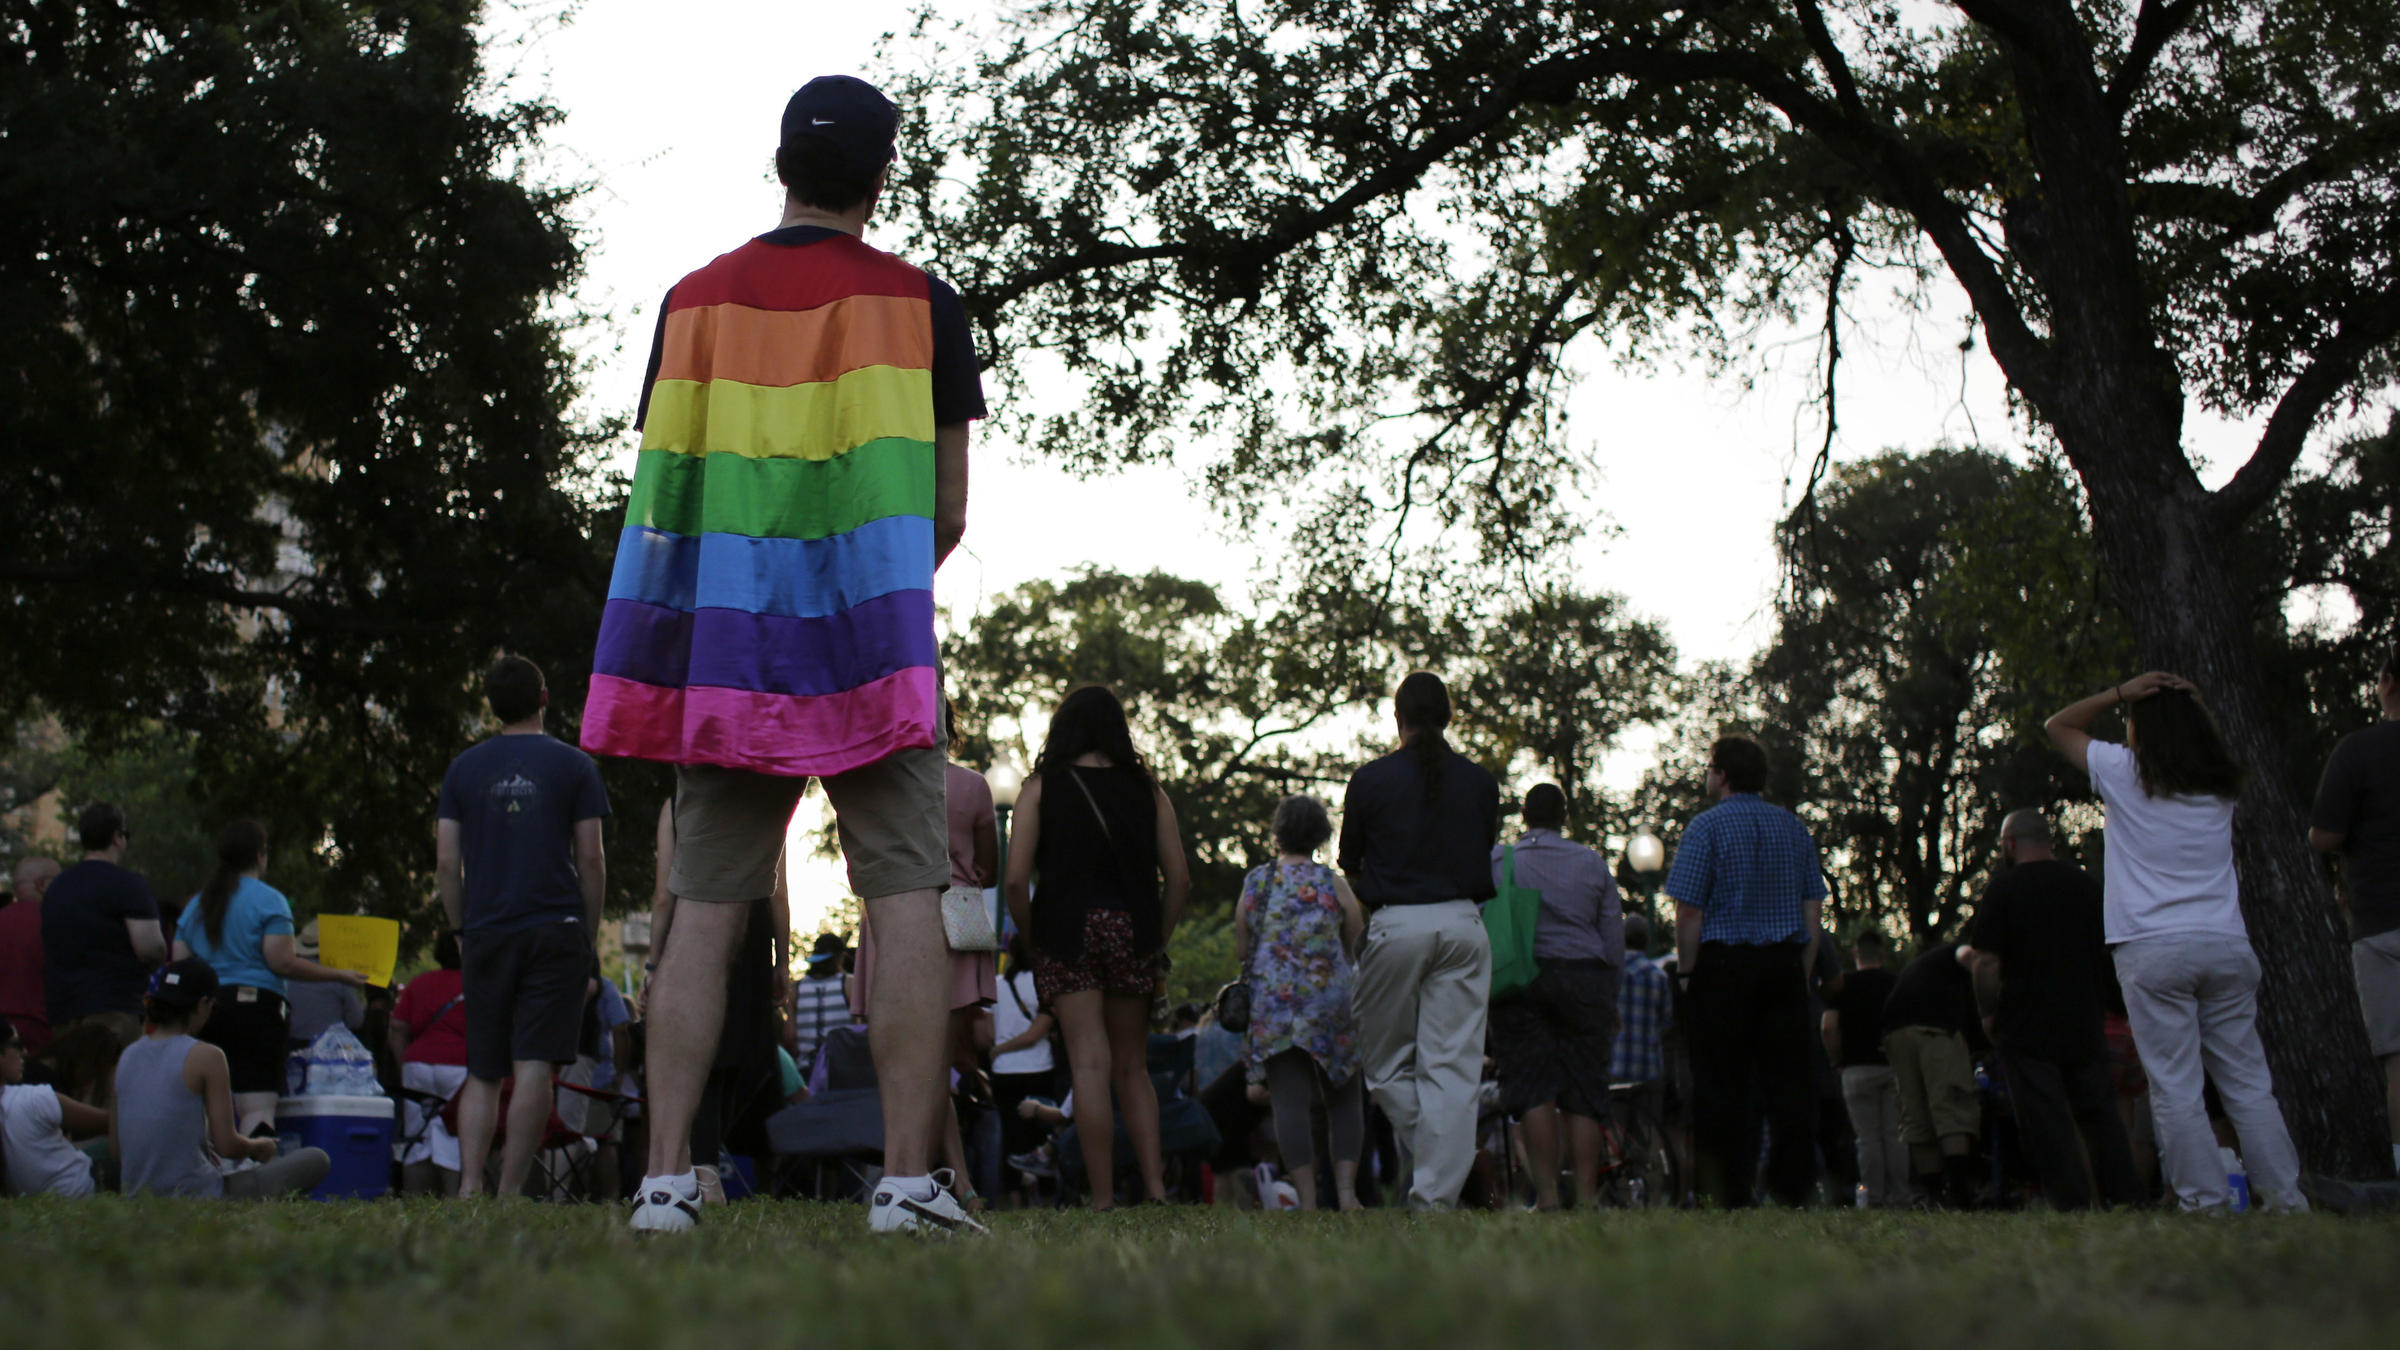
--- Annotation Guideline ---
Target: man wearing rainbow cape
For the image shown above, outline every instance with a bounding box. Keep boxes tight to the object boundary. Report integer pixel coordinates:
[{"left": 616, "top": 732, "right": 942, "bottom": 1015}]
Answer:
[{"left": 583, "top": 76, "right": 983, "bottom": 1235}]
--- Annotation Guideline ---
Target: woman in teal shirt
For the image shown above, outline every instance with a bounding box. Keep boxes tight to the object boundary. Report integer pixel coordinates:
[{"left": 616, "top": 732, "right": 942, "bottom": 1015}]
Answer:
[{"left": 173, "top": 821, "right": 367, "bottom": 1132}]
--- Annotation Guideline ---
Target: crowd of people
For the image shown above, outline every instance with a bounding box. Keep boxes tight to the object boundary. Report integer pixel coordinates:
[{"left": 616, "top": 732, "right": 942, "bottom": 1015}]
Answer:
[{"left": 5, "top": 74, "right": 2396, "bottom": 1233}]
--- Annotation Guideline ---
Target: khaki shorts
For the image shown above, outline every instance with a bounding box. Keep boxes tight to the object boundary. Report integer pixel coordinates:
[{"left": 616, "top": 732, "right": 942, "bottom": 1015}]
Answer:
[
  {"left": 671, "top": 750, "right": 949, "bottom": 904},
  {"left": 1885, "top": 1024, "right": 1979, "bottom": 1144},
  {"left": 2355, "top": 929, "right": 2400, "bottom": 1059}
]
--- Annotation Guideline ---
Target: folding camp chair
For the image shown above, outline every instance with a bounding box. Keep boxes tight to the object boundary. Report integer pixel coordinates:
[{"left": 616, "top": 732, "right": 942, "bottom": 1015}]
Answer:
[{"left": 764, "top": 1026, "right": 885, "bottom": 1199}]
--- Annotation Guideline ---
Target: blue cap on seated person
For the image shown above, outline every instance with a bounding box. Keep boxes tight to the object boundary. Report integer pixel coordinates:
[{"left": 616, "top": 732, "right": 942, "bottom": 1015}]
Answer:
[
  {"left": 806, "top": 932, "right": 847, "bottom": 967},
  {"left": 148, "top": 958, "right": 220, "bottom": 1009}
]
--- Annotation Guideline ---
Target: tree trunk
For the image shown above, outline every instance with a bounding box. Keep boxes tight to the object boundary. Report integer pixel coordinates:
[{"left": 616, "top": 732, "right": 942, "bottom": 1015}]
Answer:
[{"left": 2070, "top": 422, "right": 2395, "bottom": 1180}]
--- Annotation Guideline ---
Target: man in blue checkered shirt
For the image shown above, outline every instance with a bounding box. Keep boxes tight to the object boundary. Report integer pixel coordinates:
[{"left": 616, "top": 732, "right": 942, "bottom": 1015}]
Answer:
[{"left": 1664, "top": 735, "right": 1827, "bottom": 1207}]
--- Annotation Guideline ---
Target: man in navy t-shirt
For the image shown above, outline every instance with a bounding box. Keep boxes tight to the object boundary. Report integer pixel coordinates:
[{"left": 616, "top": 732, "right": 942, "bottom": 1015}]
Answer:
[
  {"left": 41, "top": 803, "right": 168, "bottom": 1036},
  {"left": 437, "top": 654, "right": 610, "bottom": 1198}
]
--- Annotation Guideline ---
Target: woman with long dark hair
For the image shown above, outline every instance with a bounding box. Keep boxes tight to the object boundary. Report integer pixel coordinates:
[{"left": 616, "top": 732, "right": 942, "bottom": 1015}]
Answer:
[
  {"left": 1002, "top": 684, "right": 1191, "bottom": 1209},
  {"left": 1340, "top": 671, "right": 1500, "bottom": 1210},
  {"left": 2047, "top": 671, "right": 2307, "bottom": 1212},
  {"left": 172, "top": 822, "right": 368, "bottom": 1132}
]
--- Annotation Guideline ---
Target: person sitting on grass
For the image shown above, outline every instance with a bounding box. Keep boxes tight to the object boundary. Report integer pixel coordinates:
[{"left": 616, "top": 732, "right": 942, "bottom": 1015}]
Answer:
[
  {"left": 111, "top": 959, "right": 330, "bottom": 1198},
  {"left": 2, "top": 1018, "right": 106, "bottom": 1195}
]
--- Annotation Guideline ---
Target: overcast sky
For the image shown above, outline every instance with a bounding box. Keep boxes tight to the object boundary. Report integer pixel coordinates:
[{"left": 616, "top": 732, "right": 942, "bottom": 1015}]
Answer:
[{"left": 500, "top": 1, "right": 2298, "bottom": 931}]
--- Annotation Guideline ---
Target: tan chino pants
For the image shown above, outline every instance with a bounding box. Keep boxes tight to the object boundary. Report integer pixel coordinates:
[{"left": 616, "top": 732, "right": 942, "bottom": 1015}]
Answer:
[{"left": 1351, "top": 900, "right": 1492, "bottom": 1210}]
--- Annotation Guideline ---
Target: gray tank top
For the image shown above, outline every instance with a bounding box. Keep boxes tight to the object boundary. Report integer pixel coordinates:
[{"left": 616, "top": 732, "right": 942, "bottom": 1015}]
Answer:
[{"left": 115, "top": 1034, "right": 224, "bottom": 1197}]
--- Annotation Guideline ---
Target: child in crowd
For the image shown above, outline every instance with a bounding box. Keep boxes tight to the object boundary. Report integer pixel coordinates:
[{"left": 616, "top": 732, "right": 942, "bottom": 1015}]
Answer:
[
  {"left": 2, "top": 1019, "right": 105, "bottom": 1195},
  {"left": 111, "top": 959, "right": 331, "bottom": 1198}
]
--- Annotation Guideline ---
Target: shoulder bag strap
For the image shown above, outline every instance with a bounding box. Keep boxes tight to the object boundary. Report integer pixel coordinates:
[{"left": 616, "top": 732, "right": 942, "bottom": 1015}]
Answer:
[{"left": 1066, "top": 766, "right": 1113, "bottom": 842}]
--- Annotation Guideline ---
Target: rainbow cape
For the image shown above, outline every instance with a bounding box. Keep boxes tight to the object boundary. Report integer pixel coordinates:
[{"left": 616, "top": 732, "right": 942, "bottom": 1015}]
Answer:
[{"left": 581, "top": 233, "right": 940, "bottom": 777}]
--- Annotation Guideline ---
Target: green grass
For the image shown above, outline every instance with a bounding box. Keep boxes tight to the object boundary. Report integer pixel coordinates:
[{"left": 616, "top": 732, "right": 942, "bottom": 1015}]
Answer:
[{"left": 3, "top": 1200, "right": 2398, "bottom": 1349}]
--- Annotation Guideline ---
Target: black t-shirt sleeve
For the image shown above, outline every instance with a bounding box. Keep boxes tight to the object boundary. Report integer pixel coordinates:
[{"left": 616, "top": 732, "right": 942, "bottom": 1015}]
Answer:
[
  {"left": 1337, "top": 773, "right": 1366, "bottom": 876},
  {"left": 2311, "top": 736, "right": 2362, "bottom": 836},
  {"left": 112, "top": 872, "right": 160, "bottom": 922},
  {"left": 926, "top": 275, "right": 987, "bottom": 425},
  {"left": 1968, "top": 884, "right": 2008, "bottom": 959},
  {"left": 634, "top": 286, "right": 674, "bottom": 433},
  {"left": 436, "top": 762, "right": 464, "bottom": 822},
  {"left": 574, "top": 753, "right": 612, "bottom": 823}
]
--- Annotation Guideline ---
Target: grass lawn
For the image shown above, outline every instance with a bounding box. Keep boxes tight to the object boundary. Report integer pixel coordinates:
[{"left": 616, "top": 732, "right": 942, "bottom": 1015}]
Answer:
[{"left": 4, "top": 1199, "right": 2397, "bottom": 1349}]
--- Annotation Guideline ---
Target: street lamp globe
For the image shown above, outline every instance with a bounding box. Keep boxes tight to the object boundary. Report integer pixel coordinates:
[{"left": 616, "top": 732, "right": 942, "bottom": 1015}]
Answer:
[
  {"left": 1627, "top": 830, "right": 1667, "bottom": 875},
  {"left": 985, "top": 759, "right": 1024, "bottom": 810}
]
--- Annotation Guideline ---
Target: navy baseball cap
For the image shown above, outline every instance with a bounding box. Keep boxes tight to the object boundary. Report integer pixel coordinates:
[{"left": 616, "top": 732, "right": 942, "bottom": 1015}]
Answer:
[
  {"left": 148, "top": 958, "right": 221, "bottom": 1009},
  {"left": 780, "top": 76, "right": 899, "bottom": 180}
]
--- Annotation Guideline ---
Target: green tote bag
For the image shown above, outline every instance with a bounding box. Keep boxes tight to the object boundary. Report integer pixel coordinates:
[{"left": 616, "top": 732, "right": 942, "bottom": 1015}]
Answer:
[{"left": 1484, "top": 844, "right": 1542, "bottom": 1001}]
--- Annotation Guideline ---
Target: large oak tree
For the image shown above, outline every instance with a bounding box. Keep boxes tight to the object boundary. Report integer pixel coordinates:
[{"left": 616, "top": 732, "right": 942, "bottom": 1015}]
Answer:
[
  {"left": 894, "top": 0, "right": 2400, "bottom": 1172},
  {"left": 0, "top": 2, "right": 654, "bottom": 926}
]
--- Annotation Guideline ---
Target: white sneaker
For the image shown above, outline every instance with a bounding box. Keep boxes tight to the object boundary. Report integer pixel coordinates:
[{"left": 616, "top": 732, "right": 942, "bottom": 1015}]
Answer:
[
  {"left": 867, "top": 1170, "right": 990, "bottom": 1237},
  {"left": 629, "top": 1177, "right": 701, "bottom": 1234}
]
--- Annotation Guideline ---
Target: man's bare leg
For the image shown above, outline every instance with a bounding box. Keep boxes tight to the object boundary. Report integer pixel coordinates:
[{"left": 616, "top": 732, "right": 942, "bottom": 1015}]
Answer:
[
  {"left": 866, "top": 887, "right": 947, "bottom": 1178},
  {"left": 456, "top": 1076, "right": 502, "bottom": 1198},
  {"left": 643, "top": 899, "right": 751, "bottom": 1178},
  {"left": 496, "top": 1060, "right": 555, "bottom": 1197}
]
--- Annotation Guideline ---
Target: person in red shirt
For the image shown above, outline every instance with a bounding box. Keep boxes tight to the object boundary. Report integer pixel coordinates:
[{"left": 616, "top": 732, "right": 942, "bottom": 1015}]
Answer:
[
  {"left": 389, "top": 930, "right": 470, "bottom": 1194},
  {"left": 0, "top": 858, "right": 64, "bottom": 1052}
]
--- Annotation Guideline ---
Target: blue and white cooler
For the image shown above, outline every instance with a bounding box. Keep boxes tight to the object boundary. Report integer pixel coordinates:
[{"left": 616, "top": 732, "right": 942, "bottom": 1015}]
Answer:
[{"left": 277, "top": 1095, "right": 396, "bottom": 1200}]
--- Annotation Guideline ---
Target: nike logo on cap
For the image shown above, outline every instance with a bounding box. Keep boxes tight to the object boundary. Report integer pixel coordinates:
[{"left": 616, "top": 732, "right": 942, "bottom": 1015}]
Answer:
[{"left": 812, "top": 118, "right": 835, "bottom": 125}]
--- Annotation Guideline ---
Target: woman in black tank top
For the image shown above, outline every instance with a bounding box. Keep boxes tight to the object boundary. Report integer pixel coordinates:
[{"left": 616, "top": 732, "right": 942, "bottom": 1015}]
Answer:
[{"left": 1001, "top": 685, "right": 1191, "bottom": 1209}]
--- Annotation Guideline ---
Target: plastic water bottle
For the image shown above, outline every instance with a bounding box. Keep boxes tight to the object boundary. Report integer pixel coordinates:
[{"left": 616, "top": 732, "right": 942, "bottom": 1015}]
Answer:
[
  {"left": 302, "top": 1026, "right": 383, "bottom": 1097},
  {"left": 1628, "top": 1176, "right": 1646, "bottom": 1208},
  {"left": 2221, "top": 1147, "right": 2250, "bottom": 1212},
  {"left": 1855, "top": 1182, "right": 1869, "bottom": 1209}
]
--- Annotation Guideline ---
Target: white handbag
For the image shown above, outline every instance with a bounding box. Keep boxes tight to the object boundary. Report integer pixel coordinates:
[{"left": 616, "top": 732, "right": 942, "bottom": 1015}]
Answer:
[{"left": 942, "top": 885, "right": 1001, "bottom": 953}]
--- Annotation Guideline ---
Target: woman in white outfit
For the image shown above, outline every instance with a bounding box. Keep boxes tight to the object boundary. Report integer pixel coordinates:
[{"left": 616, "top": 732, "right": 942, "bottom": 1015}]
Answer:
[{"left": 2046, "top": 670, "right": 2307, "bottom": 1212}]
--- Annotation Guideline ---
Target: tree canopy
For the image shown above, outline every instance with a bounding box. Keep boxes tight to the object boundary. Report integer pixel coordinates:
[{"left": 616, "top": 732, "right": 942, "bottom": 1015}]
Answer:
[
  {"left": 896, "top": 0, "right": 2400, "bottom": 1173},
  {"left": 0, "top": 1, "right": 654, "bottom": 924}
]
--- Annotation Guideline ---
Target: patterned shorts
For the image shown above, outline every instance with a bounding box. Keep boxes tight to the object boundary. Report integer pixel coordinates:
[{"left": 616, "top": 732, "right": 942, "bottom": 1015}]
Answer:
[{"left": 1033, "top": 908, "right": 1159, "bottom": 1004}]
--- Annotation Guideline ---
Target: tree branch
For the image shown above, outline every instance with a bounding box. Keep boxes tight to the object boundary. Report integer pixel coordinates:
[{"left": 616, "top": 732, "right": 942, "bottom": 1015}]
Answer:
[
  {"left": 2106, "top": 0, "right": 2205, "bottom": 117},
  {"left": 1793, "top": 0, "right": 1869, "bottom": 120},
  {"left": 1629, "top": 43, "right": 2058, "bottom": 402},
  {"left": 2134, "top": 112, "right": 2400, "bottom": 245},
  {"left": 975, "top": 40, "right": 1588, "bottom": 315},
  {"left": 2211, "top": 299, "right": 2400, "bottom": 527},
  {"left": 0, "top": 562, "right": 453, "bottom": 638}
]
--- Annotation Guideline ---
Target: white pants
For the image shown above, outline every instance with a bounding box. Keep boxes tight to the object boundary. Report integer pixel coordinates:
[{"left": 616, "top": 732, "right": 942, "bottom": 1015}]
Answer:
[
  {"left": 2114, "top": 933, "right": 2307, "bottom": 1212},
  {"left": 1351, "top": 901, "right": 1491, "bottom": 1209},
  {"left": 1840, "top": 1064, "right": 1911, "bottom": 1207},
  {"left": 397, "top": 1062, "right": 469, "bottom": 1172}
]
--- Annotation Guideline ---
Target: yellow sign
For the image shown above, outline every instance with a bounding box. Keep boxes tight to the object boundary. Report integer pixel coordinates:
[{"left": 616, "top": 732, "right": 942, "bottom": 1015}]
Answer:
[{"left": 314, "top": 915, "right": 401, "bottom": 988}]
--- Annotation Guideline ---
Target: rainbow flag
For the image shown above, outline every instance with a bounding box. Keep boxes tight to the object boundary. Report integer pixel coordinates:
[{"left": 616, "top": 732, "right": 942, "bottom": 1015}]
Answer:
[{"left": 582, "top": 234, "right": 940, "bottom": 777}]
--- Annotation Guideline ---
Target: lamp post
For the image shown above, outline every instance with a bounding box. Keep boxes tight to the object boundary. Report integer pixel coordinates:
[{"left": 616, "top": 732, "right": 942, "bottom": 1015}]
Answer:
[
  {"left": 1625, "top": 828, "right": 1667, "bottom": 944},
  {"left": 985, "top": 759, "right": 1024, "bottom": 938}
]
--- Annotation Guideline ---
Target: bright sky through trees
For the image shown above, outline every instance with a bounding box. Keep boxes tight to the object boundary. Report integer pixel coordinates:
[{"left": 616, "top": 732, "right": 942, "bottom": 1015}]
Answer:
[{"left": 506, "top": 0, "right": 2324, "bottom": 931}]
